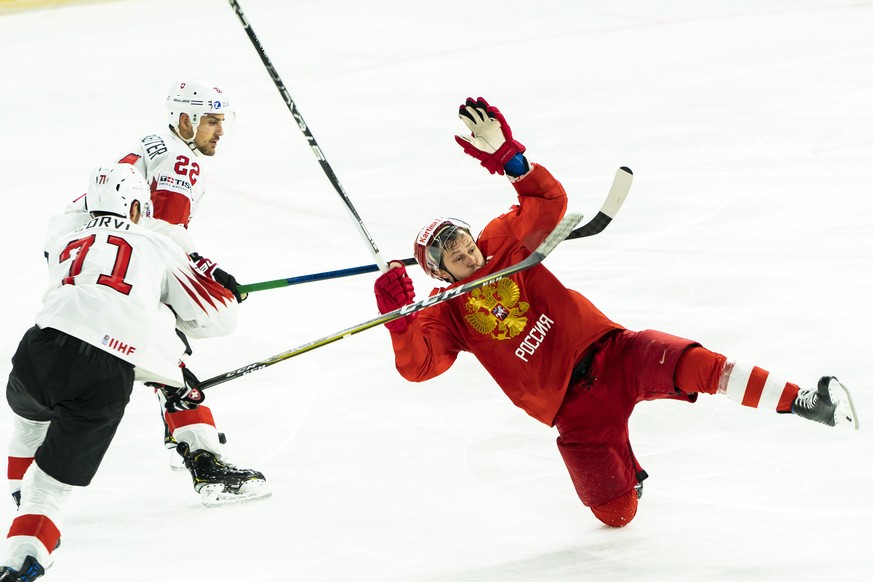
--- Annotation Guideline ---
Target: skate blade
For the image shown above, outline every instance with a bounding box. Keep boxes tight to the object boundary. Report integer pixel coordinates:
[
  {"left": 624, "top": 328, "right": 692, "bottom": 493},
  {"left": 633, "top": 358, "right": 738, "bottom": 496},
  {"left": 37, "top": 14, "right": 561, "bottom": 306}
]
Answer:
[
  {"left": 830, "top": 380, "right": 860, "bottom": 430},
  {"left": 199, "top": 480, "right": 272, "bottom": 508}
]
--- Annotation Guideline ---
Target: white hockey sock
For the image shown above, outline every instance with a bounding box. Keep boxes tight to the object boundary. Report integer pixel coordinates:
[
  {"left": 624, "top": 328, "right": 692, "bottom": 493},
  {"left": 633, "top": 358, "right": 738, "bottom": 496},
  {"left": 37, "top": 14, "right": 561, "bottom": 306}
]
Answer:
[
  {"left": 7, "top": 415, "right": 50, "bottom": 497},
  {"left": 172, "top": 424, "right": 224, "bottom": 459},
  {"left": 0, "top": 462, "right": 71, "bottom": 570}
]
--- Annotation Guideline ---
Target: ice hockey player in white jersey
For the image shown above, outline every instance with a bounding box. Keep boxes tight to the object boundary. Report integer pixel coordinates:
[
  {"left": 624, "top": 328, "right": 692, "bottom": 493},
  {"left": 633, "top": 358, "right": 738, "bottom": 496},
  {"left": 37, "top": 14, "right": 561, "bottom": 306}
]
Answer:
[
  {"left": 36, "top": 80, "right": 268, "bottom": 505},
  {"left": 0, "top": 164, "right": 256, "bottom": 581}
]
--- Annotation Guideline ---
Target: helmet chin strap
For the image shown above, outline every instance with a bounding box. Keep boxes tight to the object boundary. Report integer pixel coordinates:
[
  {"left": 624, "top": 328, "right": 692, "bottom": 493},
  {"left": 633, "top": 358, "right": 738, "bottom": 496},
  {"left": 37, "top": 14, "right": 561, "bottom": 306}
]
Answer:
[{"left": 170, "top": 121, "right": 200, "bottom": 154}]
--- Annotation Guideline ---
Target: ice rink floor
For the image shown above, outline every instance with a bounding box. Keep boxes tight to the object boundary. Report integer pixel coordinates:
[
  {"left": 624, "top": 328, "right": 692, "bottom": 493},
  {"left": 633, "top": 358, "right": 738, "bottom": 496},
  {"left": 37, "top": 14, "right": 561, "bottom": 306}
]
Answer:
[{"left": 1, "top": 1, "right": 871, "bottom": 580}]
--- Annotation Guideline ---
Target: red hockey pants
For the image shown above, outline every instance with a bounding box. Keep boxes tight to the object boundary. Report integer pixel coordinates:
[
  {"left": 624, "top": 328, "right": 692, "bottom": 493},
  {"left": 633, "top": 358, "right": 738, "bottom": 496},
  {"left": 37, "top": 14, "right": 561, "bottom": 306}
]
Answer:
[{"left": 553, "top": 329, "right": 724, "bottom": 525}]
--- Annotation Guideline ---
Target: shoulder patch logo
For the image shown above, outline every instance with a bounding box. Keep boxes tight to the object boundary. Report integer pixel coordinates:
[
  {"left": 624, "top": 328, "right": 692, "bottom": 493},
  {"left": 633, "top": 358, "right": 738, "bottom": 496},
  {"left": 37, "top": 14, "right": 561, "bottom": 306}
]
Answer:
[{"left": 464, "top": 278, "right": 529, "bottom": 340}]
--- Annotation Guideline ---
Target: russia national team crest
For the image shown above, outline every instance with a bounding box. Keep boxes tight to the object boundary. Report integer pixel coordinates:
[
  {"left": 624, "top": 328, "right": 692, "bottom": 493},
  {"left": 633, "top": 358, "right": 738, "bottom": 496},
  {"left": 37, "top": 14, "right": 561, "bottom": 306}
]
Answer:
[{"left": 464, "top": 278, "right": 529, "bottom": 340}]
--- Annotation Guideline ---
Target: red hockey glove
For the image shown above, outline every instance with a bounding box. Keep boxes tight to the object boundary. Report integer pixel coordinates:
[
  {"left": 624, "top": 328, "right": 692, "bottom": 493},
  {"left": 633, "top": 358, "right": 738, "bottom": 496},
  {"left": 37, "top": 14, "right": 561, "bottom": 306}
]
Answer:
[
  {"left": 189, "top": 252, "right": 247, "bottom": 303},
  {"left": 147, "top": 364, "right": 205, "bottom": 413},
  {"left": 374, "top": 262, "right": 417, "bottom": 333},
  {"left": 190, "top": 252, "right": 218, "bottom": 277},
  {"left": 454, "top": 97, "right": 526, "bottom": 176}
]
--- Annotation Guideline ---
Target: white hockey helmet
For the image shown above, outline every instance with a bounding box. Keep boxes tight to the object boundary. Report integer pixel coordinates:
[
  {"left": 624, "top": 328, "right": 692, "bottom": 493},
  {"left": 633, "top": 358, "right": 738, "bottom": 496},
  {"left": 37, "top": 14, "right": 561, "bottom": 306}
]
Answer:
[
  {"left": 85, "top": 164, "right": 152, "bottom": 219},
  {"left": 166, "top": 79, "right": 235, "bottom": 135},
  {"left": 413, "top": 217, "right": 473, "bottom": 281}
]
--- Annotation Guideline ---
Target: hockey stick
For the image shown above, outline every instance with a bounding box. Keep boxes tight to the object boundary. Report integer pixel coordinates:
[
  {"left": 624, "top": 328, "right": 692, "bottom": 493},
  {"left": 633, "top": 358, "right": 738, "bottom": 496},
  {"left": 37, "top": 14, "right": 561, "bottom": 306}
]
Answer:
[
  {"left": 200, "top": 213, "right": 583, "bottom": 390},
  {"left": 226, "top": 0, "right": 388, "bottom": 272},
  {"left": 237, "top": 259, "right": 417, "bottom": 294},
  {"left": 565, "top": 166, "right": 632, "bottom": 240},
  {"left": 236, "top": 166, "right": 633, "bottom": 294}
]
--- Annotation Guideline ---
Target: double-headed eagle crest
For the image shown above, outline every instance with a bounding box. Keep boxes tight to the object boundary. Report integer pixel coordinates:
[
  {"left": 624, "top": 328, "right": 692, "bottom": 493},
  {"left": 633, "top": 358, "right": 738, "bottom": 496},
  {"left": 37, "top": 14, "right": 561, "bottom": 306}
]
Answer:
[{"left": 464, "top": 278, "right": 529, "bottom": 340}]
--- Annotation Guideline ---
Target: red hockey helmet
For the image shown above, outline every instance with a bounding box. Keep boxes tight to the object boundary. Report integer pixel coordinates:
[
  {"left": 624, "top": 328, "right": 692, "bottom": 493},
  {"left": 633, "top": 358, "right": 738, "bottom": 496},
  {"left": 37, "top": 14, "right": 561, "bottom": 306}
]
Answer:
[{"left": 413, "top": 217, "right": 473, "bottom": 282}]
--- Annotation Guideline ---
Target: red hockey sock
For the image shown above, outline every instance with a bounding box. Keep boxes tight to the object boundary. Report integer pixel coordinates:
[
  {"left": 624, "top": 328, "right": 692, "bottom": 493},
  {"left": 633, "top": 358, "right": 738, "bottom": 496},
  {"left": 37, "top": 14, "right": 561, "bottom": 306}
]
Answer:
[
  {"left": 7, "top": 457, "right": 34, "bottom": 481},
  {"left": 8, "top": 514, "right": 61, "bottom": 555},
  {"left": 164, "top": 405, "right": 217, "bottom": 432}
]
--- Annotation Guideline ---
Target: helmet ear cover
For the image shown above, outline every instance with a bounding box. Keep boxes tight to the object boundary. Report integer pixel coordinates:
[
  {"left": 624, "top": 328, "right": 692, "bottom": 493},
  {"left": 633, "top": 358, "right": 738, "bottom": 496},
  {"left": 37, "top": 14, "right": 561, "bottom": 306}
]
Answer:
[
  {"left": 413, "top": 217, "right": 472, "bottom": 282},
  {"left": 85, "top": 164, "right": 152, "bottom": 220}
]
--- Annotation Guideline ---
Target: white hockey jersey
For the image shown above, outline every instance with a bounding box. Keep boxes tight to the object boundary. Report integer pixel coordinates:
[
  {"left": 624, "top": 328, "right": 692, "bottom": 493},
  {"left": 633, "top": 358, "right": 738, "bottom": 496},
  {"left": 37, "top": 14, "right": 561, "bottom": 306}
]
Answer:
[
  {"left": 44, "top": 131, "right": 207, "bottom": 256},
  {"left": 38, "top": 214, "right": 237, "bottom": 386}
]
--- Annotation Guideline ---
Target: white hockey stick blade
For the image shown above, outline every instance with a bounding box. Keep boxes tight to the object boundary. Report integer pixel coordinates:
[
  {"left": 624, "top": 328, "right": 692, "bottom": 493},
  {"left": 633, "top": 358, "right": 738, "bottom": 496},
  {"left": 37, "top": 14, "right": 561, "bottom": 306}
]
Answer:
[
  {"left": 200, "top": 212, "right": 584, "bottom": 390},
  {"left": 566, "top": 166, "right": 632, "bottom": 240}
]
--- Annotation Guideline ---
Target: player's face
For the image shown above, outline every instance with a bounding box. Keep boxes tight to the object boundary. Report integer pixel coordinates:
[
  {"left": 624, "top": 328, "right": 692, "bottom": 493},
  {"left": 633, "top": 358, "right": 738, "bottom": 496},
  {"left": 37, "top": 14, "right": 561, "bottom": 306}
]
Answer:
[
  {"left": 193, "top": 114, "right": 225, "bottom": 156},
  {"left": 440, "top": 231, "right": 485, "bottom": 282}
]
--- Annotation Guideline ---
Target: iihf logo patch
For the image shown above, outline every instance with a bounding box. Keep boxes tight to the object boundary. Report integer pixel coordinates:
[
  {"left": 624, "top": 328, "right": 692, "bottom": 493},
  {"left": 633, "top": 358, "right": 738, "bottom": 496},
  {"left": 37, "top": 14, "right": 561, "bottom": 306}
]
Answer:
[{"left": 102, "top": 334, "right": 137, "bottom": 356}]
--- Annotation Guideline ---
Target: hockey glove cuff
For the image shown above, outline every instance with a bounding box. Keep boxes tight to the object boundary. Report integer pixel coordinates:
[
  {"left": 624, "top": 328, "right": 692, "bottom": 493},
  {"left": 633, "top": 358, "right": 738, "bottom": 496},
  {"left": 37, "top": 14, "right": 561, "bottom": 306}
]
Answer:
[{"left": 503, "top": 153, "right": 531, "bottom": 178}]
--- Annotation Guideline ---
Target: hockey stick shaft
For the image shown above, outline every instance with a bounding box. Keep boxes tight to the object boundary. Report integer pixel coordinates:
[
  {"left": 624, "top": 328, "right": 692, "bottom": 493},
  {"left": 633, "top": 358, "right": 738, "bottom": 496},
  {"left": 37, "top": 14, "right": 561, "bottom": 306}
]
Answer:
[
  {"left": 199, "top": 213, "right": 583, "bottom": 390},
  {"left": 226, "top": 0, "right": 388, "bottom": 272},
  {"left": 237, "top": 166, "right": 633, "bottom": 294},
  {"left": 237, "top": 259, "right": 417, "bottom": 294}
]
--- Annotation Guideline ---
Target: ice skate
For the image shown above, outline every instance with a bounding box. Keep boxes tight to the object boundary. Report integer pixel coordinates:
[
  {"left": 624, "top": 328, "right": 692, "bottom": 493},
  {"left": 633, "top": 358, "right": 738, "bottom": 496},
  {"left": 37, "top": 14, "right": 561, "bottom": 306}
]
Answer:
[
  {"left": 792, "top": 376, "right": 859, "bottom": 430},
  {"left": 176, "top": 442, "right": 270, "bottom": 507},
  {"left": 0, "top": 556, "right": 45, "bottom": 582}
]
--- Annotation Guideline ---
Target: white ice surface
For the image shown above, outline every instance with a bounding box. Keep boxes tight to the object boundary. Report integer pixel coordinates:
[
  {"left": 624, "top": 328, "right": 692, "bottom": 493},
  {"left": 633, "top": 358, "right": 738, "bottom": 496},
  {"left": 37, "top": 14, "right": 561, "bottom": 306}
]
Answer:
[{"left": 0, "top": 1, "right": 871, "bottom": 580}]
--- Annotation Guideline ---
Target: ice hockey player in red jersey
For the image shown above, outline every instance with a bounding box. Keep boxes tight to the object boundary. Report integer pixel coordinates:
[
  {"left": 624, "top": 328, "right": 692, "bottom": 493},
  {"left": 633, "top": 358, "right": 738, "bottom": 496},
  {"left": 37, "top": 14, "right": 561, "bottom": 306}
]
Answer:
[
  {"left": 34, "top": 80, "right": 268, "bottom": 506},
  {"left": 0, "top": 165, "right": 250, "bottom": 581},
  {"left": 373, "top": 97, "right": 859, "bottom": 529}
]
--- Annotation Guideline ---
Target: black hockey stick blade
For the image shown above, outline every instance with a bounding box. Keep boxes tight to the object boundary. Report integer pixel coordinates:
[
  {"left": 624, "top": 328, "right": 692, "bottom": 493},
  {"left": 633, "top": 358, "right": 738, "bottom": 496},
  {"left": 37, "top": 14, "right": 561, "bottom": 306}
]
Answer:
[
  {"left": 199, "top": 212, "right": 583, "bottom": 390},
  {"left": 237, "top": 166, "right": 632, "bottom": 294},
  {"left": 565, "top": 166, "right": 632, "bottom": 240}
]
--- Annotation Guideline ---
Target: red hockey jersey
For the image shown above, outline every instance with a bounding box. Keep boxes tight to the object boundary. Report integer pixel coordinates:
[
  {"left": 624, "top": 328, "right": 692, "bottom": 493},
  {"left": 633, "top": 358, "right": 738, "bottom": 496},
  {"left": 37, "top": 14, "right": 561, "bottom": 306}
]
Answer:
[{"left": 390, "top": 165, "right": 623, "bottom": 426}]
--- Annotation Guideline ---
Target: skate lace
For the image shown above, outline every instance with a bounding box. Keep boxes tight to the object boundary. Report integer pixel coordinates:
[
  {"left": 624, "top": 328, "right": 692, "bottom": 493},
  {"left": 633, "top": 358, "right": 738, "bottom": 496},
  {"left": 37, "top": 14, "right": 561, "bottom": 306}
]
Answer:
[{"left": 795, "top": 388, "right": 818, "bottom": 412}]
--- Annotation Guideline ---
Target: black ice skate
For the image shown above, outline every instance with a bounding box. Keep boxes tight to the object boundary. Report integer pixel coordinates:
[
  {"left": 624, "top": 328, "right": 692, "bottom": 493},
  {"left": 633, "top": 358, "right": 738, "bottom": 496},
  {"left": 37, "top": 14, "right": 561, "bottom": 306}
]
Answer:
[
  {"left": 0, "top": 555, "right": 45, "bottom": 582},
  {"left": 176, "top": 442, "right": 270, "bottom": 507},
  {"left": 791, "top": 376, "right": 859, "bottom": 430}
]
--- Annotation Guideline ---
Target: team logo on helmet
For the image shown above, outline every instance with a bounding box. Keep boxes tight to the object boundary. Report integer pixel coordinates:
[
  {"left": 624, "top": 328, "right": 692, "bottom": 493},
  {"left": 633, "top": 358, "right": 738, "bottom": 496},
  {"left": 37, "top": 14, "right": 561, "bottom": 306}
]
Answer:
[{"left": 464, "top": 278, "right": 529, "bottom": 340}]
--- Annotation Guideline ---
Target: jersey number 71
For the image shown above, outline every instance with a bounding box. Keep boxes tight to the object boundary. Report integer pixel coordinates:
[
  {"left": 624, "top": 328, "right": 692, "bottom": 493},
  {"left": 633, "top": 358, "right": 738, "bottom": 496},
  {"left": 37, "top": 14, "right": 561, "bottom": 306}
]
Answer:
[{"left": 60, "top": 234, "right": 134, "bottom": 295}]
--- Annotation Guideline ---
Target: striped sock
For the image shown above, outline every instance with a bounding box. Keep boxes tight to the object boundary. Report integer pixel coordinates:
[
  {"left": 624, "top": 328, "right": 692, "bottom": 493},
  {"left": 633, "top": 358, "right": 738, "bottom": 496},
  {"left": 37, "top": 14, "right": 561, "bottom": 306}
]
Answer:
[{"left": 718, "top": 362, "right": 798, "bottom": 412}]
